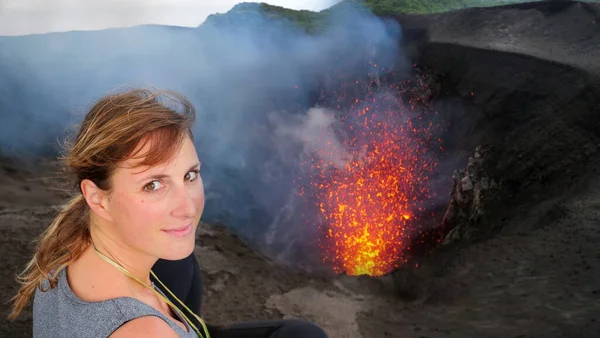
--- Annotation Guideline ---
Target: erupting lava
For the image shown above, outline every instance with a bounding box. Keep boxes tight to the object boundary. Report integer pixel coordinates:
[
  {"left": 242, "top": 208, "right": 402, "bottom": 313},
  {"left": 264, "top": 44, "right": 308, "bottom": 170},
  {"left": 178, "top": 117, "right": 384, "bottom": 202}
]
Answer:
[{"left": 299, "top": 76, "right": 440, "bottom": 277}]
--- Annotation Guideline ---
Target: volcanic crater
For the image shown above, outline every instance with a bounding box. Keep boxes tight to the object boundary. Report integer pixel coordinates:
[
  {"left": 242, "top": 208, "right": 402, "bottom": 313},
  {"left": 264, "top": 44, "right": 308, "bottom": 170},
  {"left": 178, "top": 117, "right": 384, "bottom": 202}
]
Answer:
[{"left": 2, "top": 1, "right": 600, "bottom": 338}]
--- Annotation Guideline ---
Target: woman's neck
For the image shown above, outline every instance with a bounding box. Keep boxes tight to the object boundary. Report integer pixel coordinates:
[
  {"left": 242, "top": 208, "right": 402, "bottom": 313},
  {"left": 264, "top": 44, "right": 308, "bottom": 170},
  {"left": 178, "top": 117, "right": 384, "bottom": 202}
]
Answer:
[{"left": 88, "top": 224, "right": 157, "bottom": 286}]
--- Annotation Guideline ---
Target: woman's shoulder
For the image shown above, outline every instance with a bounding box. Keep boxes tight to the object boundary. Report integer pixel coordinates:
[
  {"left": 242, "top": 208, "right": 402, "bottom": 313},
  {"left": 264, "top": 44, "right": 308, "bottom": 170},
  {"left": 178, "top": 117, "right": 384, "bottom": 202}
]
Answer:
[
  {"left": 33, "top": 267, "right": 194, "bottom": 337},
  {"left": 109, "top": 316, "right": 181, "bottom": 338},
  {"left": 33, "top": 268, "right": 131, "bottom": 337}
]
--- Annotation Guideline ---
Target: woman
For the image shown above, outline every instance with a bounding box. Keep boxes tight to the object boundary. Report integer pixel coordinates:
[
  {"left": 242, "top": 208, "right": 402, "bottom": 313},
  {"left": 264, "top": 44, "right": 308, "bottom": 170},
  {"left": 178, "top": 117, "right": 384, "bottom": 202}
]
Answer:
[{"left": 9, "top": 89, "right": 328, "bottom": 338}]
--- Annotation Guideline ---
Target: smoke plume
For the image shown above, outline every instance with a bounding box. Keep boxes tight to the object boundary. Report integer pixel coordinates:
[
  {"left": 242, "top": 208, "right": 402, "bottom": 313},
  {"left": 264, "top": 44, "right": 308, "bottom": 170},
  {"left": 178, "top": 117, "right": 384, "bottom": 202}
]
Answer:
[{"left": 0, "top": 2, "right": 451, "bottom": 272}]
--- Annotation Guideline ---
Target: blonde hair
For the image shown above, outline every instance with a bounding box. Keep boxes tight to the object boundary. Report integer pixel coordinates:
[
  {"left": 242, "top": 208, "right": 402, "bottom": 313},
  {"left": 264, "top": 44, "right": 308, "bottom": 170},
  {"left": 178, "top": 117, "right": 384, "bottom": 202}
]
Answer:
[{"left": 8, "top": 88, "right": 196, "bottom": 319}]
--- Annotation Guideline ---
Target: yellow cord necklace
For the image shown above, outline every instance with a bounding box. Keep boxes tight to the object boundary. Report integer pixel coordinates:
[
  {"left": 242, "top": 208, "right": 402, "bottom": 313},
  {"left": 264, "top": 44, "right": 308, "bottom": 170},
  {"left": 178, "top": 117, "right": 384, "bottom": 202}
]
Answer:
[{"left": 92, "top": 244, "right": 211, "bottom": 338}]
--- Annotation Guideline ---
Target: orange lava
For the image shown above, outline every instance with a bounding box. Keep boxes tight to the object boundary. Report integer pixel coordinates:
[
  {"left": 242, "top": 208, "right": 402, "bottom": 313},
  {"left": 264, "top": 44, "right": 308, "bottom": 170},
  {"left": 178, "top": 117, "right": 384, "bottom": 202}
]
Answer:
[{"left": 300, "top": 80, "right": 439, "bottom": 276}]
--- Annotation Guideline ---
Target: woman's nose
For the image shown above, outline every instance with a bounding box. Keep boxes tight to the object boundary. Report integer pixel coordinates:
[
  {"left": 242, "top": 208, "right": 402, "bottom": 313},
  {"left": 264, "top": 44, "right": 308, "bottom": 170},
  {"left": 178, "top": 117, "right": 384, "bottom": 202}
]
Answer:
[{"left": 172, "top": 186, "right": 198, "bottom": 218}]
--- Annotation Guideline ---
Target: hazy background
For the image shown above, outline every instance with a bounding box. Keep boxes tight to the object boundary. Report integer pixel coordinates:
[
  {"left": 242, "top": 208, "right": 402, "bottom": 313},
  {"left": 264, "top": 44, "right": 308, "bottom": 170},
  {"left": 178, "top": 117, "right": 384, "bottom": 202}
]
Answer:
[
  {"left": 0, "top": 0, "right": 453, "bottom": 272},
  {"left": 0, "top": 0, "right": 341, "bottom": 36}
]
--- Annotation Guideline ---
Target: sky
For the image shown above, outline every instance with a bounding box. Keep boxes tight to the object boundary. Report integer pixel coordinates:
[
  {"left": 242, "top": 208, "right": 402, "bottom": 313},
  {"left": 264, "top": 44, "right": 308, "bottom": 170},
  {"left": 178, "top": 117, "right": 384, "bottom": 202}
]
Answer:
[{"left": 0, "top": 0, "right": 340, "bottom": 36}]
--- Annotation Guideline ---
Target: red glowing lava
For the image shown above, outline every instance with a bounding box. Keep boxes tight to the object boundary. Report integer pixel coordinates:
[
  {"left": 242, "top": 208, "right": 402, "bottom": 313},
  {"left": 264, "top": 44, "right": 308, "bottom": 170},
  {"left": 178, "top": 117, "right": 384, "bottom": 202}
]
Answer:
[{"left": 299, "top": 77, "right": 441, "bottom": 277}]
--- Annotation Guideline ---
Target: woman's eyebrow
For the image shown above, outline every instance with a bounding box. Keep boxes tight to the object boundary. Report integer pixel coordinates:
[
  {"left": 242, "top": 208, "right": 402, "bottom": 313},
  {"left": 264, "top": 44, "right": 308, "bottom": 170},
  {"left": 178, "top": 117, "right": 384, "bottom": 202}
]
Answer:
[{"left": 136, "top": 163, "right": 200, "bottom": 183}]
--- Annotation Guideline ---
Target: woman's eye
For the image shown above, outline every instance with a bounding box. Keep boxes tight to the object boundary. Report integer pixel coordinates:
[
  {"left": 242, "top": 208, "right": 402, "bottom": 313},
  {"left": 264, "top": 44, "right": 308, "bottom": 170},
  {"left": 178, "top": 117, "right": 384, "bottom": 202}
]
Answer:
[
  {"left": 185, "top": 169, "right": 200, "bottom": 182},
  {"left": 143, "top": 180, "right": 163, "bottom": 192}
]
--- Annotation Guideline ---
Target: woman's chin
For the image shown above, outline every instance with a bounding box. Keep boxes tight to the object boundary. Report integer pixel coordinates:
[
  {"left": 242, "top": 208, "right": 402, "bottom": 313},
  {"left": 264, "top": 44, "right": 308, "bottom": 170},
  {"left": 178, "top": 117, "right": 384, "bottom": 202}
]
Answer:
[{"left": 159, "top": 239, "right": 196, "bottom": 261}]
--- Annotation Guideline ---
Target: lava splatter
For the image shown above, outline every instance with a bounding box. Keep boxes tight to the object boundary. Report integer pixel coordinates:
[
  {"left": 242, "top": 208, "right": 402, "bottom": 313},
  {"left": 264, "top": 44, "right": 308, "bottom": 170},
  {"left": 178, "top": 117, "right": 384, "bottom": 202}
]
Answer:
[{"left": 299, "top": 74, "right": 441, "bottom": 276}]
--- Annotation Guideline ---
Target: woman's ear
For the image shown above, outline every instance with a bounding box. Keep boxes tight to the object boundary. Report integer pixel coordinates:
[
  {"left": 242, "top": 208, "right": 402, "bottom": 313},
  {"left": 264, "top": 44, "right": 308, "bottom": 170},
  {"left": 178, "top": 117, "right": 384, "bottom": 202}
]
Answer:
[{"left": 80, "top": 179, "right": 113, "bottom": 223}]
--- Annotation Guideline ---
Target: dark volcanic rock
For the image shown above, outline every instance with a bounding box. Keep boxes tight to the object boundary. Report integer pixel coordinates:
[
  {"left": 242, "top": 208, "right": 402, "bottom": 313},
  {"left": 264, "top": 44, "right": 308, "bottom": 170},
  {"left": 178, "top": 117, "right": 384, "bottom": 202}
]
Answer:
[{"left": 442, "top": 146, "right": 498, "bottom": 245}]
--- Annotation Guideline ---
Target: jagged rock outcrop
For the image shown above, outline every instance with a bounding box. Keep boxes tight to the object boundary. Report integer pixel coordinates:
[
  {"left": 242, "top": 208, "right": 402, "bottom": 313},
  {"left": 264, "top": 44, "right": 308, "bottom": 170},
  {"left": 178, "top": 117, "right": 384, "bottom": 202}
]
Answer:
[
  {"left": 442, "top": 145, "right": 498, "bottom": 244},
  {"left": 409, "top": 65, "right": 442, "bottom": 105}
]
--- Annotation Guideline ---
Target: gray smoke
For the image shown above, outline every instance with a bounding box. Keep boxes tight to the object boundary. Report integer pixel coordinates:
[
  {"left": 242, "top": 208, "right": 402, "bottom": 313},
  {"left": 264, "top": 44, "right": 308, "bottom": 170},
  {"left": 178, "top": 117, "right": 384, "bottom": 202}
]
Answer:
[
  {"left": 269, "top": 107, "right": 351, "bottom": 169},
  {"left": 0, "top": 2, "right": 437, "bottom": 272}
]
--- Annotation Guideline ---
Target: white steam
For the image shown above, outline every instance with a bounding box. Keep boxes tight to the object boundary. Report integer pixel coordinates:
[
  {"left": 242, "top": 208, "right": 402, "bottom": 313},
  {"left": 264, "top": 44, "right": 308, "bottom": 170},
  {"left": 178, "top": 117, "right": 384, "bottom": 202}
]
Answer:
[{"left": 269, "top": 107, "right": 352, "bottom": 170}]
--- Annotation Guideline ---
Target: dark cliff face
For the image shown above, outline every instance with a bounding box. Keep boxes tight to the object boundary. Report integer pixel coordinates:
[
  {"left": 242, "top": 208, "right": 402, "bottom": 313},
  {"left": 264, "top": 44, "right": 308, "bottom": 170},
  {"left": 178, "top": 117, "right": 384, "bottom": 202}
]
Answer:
[{"left": 394, "top": 1, "right": 600, "bottom": 246}]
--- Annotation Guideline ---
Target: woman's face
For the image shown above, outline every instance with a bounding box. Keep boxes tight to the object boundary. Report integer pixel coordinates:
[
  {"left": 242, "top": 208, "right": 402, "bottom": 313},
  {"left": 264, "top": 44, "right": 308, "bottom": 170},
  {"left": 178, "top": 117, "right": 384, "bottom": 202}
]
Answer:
[{"left": 104, "top": 135, "right": 205, "bottom": 261}]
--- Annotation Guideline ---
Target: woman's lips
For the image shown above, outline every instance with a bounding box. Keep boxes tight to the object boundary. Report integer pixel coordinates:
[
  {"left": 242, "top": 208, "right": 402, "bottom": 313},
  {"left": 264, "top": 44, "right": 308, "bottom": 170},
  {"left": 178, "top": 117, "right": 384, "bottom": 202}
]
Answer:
[{"left": 162, "top": 224, "right": 193, "bottom": 238}]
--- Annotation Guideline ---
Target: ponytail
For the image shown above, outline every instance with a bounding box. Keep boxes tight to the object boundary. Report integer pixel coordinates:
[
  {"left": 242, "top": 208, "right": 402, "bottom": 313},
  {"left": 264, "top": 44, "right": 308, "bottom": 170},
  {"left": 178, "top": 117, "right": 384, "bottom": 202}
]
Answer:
[{"left": 8, "top": 194, "right": 89, "bottom": 320}]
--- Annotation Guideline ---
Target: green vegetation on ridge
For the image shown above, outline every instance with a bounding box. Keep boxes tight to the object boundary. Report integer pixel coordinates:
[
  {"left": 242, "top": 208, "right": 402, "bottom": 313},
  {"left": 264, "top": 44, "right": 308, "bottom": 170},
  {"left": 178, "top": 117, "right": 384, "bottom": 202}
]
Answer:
[
  {"left": 255, "top": 0, "right": 537, "bottom": 32},
  {"left": 326, "top": 0, "right": 529, "bottom": 15},
  {"left": 260, "top": 4, "right": 329, "bottom": 32},
  {"left": 208, "top": 0, "right": 598, "bottom": 33}
]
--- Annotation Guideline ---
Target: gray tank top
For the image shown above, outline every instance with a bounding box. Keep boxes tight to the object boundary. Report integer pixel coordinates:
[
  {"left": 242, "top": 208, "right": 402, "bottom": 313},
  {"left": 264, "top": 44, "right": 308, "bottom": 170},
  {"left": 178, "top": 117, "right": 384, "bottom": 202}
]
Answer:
[{"left": 32, "top": 267, "right": 197, "bottom": 338}]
